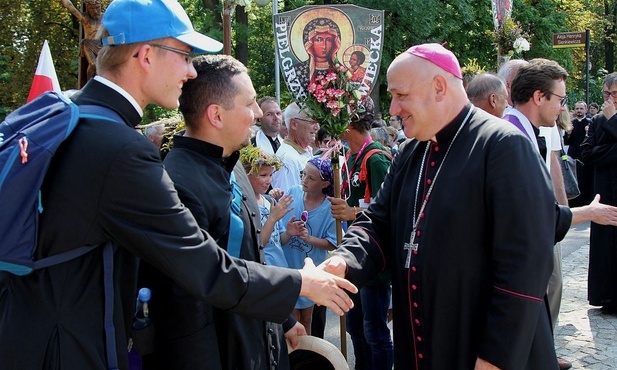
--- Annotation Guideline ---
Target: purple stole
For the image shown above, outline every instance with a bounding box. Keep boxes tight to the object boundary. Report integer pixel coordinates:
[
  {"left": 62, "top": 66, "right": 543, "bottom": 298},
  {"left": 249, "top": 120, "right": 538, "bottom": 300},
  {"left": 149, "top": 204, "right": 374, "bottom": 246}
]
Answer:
[{"left": 503, "top": 114, "right": 532, "bottom": 140}]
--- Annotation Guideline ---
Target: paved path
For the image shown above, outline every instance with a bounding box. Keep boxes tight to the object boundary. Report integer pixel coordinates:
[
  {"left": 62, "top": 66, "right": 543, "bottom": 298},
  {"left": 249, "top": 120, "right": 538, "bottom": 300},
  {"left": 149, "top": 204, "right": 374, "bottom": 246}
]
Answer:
[
  {"left": 324, "top": 222, "right": 617, "bottom": 369},
  {"left": 555, "top": 222, "right": 617, "bottom": 369}
]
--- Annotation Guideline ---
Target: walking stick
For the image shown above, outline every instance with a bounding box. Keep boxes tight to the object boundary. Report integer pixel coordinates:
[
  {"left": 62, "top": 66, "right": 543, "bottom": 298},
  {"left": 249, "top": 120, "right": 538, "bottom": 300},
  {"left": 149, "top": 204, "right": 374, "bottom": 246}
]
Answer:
[{"left": 331, "top": 152, "right": 347, "bottom": 359}]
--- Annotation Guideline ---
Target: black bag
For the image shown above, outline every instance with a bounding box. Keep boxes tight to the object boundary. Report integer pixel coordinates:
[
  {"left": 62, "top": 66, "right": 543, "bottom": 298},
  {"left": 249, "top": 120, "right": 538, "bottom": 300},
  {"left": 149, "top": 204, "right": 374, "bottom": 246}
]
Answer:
[{"left": 559, "top": 149, "right": 581, "bottom": 200}]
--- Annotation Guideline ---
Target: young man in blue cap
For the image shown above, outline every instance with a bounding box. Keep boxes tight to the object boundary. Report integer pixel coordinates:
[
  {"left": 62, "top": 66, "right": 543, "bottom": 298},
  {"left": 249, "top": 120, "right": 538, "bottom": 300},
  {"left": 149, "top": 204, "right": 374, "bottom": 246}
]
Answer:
[{"left": 0, "top": 1, "right": 356, "bottom": 369}]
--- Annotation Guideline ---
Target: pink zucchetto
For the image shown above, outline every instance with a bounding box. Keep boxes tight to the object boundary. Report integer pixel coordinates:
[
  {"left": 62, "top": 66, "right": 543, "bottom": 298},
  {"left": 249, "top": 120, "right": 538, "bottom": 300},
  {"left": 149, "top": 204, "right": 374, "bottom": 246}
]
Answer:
[{"left": 405, "top": 43, "right": 463, "bottom": 79}]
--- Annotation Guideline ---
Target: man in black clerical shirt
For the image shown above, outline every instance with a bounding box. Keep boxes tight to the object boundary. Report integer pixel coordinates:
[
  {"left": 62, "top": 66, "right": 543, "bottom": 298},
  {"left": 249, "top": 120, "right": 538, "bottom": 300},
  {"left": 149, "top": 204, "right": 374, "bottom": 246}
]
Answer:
[
  {"left": 581, "top": 73, "right": 617, "bottom": 315},
  {"left": 139, "top": 55, "right": 345, "bottom": 370},
  {"left": 567, "top": 101, "right": 594, "bottom": 207}
]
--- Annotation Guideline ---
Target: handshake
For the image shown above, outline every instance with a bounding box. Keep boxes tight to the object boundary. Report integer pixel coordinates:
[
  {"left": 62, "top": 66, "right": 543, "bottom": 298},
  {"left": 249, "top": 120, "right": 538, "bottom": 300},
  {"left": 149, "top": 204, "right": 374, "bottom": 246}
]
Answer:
[{"left": 298, "top": 256, "right": 354, "bottom": 316}]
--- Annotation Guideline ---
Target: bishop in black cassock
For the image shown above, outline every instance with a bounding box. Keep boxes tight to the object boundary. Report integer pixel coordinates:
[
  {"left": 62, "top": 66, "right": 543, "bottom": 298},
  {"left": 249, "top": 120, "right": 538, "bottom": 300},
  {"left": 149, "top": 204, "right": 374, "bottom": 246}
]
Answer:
[{"left": 327, "top": 44, "right": 570, "bottom": 370}]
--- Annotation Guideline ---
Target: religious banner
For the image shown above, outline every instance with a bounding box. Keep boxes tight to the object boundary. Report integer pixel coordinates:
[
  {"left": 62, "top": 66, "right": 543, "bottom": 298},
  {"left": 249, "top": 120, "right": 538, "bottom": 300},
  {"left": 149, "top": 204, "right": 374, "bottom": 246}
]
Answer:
[
  {"left": 491, "top": 0, "right": 512, "bottom": 31},
  {"left": 273, "top": 4, "right": 384, "bottom": 102}
]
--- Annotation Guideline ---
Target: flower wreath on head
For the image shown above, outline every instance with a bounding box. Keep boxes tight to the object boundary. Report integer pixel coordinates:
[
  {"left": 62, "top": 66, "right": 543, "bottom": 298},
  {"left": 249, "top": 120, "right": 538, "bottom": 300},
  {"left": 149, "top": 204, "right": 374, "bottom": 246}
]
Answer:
[{"left": 239, "top": 144, "right": 282, "bottom": 176}]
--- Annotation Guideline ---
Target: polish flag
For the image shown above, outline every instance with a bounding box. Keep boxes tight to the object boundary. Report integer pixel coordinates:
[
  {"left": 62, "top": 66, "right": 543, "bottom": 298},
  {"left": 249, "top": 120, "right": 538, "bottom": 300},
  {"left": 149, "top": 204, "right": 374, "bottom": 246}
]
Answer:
[{"left": 26, "top": 40, "right": 61, "bottom": 103}]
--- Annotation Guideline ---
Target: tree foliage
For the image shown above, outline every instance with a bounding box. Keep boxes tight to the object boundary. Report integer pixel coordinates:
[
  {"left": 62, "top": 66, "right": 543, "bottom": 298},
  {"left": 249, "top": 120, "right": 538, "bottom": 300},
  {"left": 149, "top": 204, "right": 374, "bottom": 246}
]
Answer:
[
  {"left": 0, "top": 0, "right": 614, "bottom": 120},
  {"left": 0, "top": 0, "right": 86, "bottom": 119}
]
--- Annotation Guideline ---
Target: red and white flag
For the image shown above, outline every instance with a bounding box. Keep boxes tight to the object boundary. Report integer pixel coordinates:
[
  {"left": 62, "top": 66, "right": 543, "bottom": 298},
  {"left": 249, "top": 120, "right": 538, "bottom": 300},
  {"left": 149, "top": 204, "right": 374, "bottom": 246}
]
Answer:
[{"left": 26, "top": 40, "right": 61, "bottom": 102}]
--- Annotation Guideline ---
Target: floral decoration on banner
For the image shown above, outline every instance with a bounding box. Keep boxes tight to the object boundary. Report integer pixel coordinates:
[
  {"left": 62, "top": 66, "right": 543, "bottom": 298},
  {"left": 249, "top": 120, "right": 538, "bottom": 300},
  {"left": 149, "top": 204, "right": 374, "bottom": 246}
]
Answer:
[
  {"left": 300, "top": 59, "right": 365, "bottom": 139},
  {"left": 492, "top": 18, "right": 531, "bottom": 58}
]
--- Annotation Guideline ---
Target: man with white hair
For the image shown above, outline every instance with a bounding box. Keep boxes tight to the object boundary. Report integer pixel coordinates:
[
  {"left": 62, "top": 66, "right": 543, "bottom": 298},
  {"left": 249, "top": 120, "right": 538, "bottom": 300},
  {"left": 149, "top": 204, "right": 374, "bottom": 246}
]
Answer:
[
  {"left": 271, "top": 102, "right": 319, "bottom": 192},
  {"left": 497, "top": 58, "right": 529, "bottom": 114},
  {"left": 144, "top": 122, "right": 165, "bottom": 149}
]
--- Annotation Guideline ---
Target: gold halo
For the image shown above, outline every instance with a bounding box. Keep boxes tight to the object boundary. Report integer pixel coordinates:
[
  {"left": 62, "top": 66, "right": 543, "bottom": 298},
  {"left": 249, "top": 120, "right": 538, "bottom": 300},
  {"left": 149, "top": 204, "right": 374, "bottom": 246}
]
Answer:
[
  {"left": 290, "top": 7, "right": 354, "bottom": 63},
  {"left": 342, "top": 45, "right": 370, "bottom": 70}
]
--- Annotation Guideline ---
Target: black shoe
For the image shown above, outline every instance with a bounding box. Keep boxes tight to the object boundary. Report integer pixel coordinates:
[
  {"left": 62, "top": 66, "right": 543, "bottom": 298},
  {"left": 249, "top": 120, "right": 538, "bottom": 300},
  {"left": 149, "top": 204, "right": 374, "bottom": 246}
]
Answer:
[
  {"left": 600, "top": 305, "right": 617, "bottom": 314},
  {"left": 557, "top": 357, "right": 572, "bottom": 370}
]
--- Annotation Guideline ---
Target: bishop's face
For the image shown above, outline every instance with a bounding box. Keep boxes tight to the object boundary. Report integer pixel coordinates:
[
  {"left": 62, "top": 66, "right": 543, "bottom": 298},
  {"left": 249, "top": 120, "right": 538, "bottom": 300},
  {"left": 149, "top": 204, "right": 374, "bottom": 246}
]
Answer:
[{"left": 387, "top": 55, "right": 437, "bottom": 141}]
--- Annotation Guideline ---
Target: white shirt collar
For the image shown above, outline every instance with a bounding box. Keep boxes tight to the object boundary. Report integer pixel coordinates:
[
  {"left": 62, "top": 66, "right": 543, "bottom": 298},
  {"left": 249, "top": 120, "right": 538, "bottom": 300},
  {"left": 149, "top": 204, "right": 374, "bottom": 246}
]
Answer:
[{"left": 93, "top": 76, "right": 143, "bottom": 117}]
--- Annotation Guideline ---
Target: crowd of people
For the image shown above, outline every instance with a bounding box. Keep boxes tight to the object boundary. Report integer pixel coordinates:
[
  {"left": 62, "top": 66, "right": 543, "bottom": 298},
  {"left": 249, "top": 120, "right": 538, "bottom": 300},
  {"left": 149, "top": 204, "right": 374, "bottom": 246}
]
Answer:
[{"left": 3, "top": 0, "right": 617, "bottom": 370}]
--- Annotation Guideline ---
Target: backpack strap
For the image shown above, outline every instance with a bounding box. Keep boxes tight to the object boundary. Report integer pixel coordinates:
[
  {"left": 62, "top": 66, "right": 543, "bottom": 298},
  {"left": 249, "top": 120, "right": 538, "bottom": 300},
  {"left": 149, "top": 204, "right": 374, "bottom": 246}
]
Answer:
[
  {"left": 359, "top": 149, "right": 392, "bottom": 204},
  {"left": 34, "top": 105, "right": 124, "bottom": 216},
  {"left": 79, "top": 105, "right": 124, "bottom": 125},
  {"left": 102, "top": 241, "right": 119, "bottom": 370},
  {"left": 32, "top": 245, "right": 98, "bottom": 269}
]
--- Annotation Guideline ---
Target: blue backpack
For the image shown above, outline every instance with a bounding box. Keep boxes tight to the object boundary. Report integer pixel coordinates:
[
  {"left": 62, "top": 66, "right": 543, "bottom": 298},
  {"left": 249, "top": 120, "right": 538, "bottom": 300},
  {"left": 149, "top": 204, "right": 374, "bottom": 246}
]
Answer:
[{"left": 0, "top": 91, "right": 123, "bottom": 369}]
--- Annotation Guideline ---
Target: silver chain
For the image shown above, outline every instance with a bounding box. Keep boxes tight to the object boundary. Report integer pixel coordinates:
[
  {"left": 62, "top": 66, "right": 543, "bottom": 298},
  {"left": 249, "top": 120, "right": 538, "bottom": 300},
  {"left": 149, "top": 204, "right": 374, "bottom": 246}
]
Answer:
[{"left": 408, "top": 108, "right": 473, "bottom": 249}]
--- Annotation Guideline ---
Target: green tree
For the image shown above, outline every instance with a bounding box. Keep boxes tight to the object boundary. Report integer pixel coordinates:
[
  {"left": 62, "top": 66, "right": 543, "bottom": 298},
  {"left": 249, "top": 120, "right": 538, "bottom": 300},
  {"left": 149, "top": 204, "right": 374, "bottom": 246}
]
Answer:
[
  {"left": 1, "top": 0, "right": 614, "bottom": 121},
  {"left": 0, "top": 0, "right": 83, "bottom": 120}
]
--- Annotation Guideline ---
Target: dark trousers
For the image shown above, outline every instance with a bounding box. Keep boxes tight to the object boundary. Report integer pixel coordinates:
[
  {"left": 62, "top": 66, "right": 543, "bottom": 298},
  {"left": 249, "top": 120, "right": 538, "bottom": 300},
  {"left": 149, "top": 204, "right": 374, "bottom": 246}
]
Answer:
[
  {"left": 346, "top": 285, "right": 393, "bottom": 370},
  {"left": 311, "top": 305, "right": 327, "bottom": 338}
]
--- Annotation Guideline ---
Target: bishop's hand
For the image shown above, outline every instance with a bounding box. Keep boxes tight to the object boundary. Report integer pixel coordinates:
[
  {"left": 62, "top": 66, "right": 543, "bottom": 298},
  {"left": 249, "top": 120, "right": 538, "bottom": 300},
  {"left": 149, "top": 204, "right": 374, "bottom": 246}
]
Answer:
[
  {"left": 298, "top": 257, "right": 356, "bottom": 316},
  {"left": 319, "top": 256, "right": 348, "bottom": 278}
]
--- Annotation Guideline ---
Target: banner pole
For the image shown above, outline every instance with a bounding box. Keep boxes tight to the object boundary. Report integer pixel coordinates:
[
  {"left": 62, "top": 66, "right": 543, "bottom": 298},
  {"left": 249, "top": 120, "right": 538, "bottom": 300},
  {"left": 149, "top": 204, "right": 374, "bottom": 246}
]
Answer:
[{"left": 274, "top": 1, "right": 281, "bottom": 105}]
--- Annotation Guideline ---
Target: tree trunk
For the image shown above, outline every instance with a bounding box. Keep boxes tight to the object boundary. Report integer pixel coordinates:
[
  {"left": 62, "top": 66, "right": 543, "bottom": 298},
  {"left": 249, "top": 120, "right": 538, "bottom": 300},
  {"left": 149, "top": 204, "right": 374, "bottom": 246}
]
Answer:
[
  {"left": 200, "top": 0, "right": 223, "bottom": 31},
  {"left": 606, "top": 0, "right": 616, "bottom": 73},
  {"left": 236, "top": 6, "right": 249, "bottom": 65}
]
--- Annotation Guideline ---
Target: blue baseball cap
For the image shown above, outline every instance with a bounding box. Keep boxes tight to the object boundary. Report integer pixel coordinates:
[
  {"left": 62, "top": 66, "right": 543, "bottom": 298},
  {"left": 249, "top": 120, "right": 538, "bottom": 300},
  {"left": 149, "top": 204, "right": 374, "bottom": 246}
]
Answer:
[{"left": 101, "top": 0, "right": 223, "bottom": 54}]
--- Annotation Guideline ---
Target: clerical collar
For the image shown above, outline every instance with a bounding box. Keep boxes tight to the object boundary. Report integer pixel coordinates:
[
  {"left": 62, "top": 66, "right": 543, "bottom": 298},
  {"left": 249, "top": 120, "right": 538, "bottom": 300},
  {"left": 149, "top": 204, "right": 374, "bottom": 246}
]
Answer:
[
  {"left": 433, "top": 104, "right": 472, "bottom": 147},
  {"left": 171, "top": 135, "right": 239, "bottom": 173}
]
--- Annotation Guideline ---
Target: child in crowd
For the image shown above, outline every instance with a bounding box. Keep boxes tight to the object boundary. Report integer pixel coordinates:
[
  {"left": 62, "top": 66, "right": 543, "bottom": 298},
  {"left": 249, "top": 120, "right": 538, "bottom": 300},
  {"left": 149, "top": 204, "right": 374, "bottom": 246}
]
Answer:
[
  {"left": 280, "top": 156, "right": 337, "bottom": 334},
  {"left": 239, "top": 145, "right": 305, "bottom": 267}
]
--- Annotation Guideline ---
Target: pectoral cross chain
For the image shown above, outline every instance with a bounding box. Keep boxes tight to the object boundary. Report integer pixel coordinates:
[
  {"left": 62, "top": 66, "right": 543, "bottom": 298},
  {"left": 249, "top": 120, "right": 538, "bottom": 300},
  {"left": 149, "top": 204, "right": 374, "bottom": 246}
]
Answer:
[{"left": 403, "top": 242, "right": 418, "bottom": 269}]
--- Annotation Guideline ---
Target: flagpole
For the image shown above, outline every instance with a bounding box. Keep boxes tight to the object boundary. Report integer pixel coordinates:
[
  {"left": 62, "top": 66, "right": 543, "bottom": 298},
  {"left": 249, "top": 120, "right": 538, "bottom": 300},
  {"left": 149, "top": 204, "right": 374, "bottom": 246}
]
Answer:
[{"left": 274, "top": 0, "right": 281, "bottom": 106}]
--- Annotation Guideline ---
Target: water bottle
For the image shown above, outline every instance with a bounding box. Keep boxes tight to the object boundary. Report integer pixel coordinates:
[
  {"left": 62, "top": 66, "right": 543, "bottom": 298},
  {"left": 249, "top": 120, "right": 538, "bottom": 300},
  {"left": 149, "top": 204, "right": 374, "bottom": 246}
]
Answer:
[
  {"left": 133, "top": 287, "right": 151, "bottom": 330},
  {"left": 130, "top": 287, "right": 155, "bottom": 355}
]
